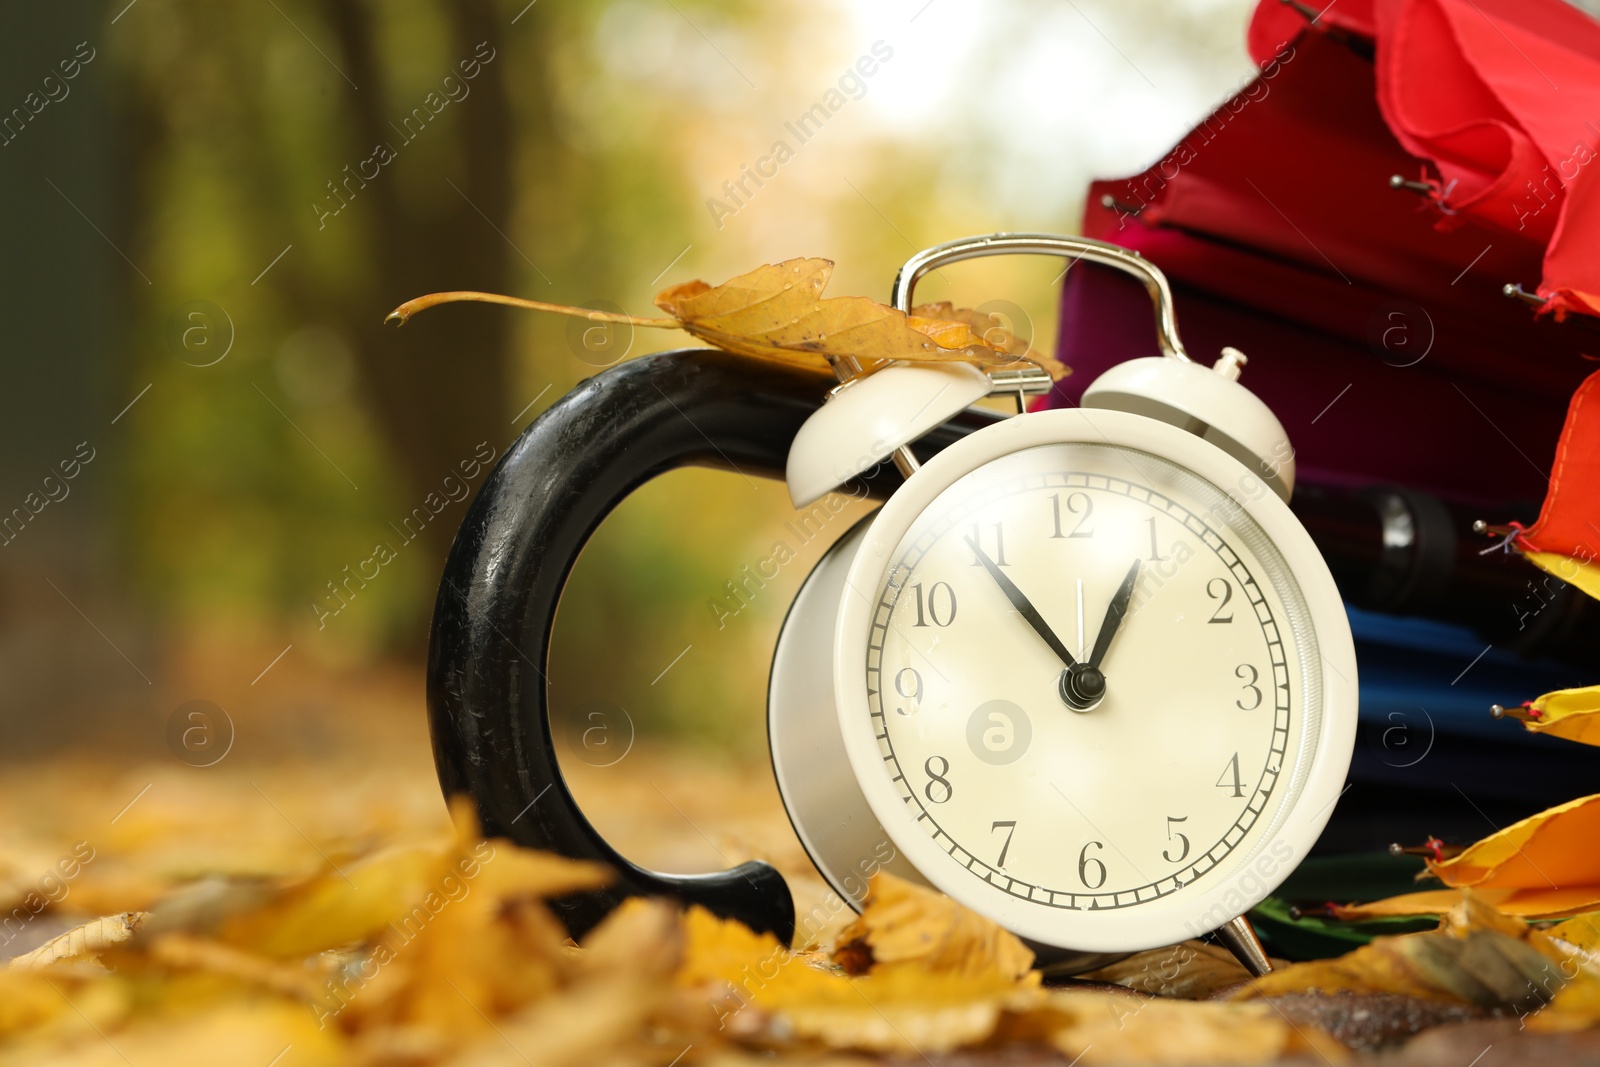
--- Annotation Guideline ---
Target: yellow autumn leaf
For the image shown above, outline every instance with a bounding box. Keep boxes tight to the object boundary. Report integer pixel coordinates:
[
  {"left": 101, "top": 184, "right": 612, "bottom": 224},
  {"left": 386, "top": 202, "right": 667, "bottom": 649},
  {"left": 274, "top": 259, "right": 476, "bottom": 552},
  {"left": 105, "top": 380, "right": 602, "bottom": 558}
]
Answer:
[
  {"left": 1240, "top": 893, "right": 1574, "bottom": 1008},
  {"left": 832, "top": 871, "right": 1035, "bottom": 982},
  {"left": 1030, "top": 990, "right": 1349, "bottom": 1066},
  {"left": 1333, "top": 795, "right": 1600, "bottom": 921},
  {"left": 677, "top": 892, "right": 1041, "bottom": 1054},
  {"left": 7, "top": 912, "right": 147, "bottom": 970},
  {"left": 387, "top": 258, "right": 1061, "bottom": 377},
  {"left": 200, "top": 804, "right": 606, "bottom": 959},
  {"left": 1548, "top": 912, "right": 1600, "bottom": 953}
]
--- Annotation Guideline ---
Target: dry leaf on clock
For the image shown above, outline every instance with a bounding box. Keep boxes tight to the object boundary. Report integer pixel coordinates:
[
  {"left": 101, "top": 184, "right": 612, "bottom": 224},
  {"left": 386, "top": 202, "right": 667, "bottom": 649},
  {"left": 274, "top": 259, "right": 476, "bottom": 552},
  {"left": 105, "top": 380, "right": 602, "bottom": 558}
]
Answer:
[
  {"left": 910, "top": 299, "right": 1066, "bottom": 377},
  {"left": 387, "top": 258, "right": 1063, "bottom": 378},
  {"left": 1333, "top": 794, "right": 1600, "bottom": 921}
]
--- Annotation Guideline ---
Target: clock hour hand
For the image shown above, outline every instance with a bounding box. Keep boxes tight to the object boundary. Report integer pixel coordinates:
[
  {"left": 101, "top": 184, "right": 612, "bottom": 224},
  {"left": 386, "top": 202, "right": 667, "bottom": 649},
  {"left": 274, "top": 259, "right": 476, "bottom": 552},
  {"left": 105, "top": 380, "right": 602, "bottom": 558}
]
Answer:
[
  {"left": 1087, "top": 559, "right": 1142, "bottom": 669},
  {"left": 964, "top": 536, "right": 1078, "bottom": 669}
]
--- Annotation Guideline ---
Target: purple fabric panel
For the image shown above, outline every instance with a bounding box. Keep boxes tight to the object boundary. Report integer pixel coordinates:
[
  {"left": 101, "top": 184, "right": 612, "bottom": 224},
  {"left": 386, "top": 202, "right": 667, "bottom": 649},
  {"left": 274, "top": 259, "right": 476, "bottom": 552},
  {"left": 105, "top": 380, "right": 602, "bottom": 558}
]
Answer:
[{"left": 1044, "top": 265, "right": 1562, "bottom": 507}]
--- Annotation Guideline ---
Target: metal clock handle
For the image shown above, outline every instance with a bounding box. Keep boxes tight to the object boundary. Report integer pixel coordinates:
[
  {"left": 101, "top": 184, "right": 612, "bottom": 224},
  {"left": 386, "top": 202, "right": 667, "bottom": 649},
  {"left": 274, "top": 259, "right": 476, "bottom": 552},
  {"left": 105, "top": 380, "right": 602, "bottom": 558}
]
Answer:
[{"left": 889, "top": 232, "right": 1193, "bottom": 363}]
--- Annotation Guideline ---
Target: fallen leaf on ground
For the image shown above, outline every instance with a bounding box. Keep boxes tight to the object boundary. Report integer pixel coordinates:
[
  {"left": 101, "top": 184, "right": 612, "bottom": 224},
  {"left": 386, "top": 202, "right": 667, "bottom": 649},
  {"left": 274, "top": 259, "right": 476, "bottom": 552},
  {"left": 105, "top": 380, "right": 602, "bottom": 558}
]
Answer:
[
  {"left": 386, "top": 258, "right": 1064, "bottom": 378},
  {"left": 1082, "top": 940, "right": 1256, "bottom": 999},
  {"left": 7, "top": 912, "right": 147, "bottom": 970},
  {"left": 1238, "top": 893, "right": 1574, "bottom": 1011},
  {"left": 1333, "top": 795, "right": 1600, "bottom": 921},
  {"left": 678, "top": 884, "right": 1041, "bottom": 1054},
  {"left": 1016, "top": 989, "right": 1349, "bottom": 1066},
  {"left": 831, "top": 871, "right": 1034, "bottom": 981}
]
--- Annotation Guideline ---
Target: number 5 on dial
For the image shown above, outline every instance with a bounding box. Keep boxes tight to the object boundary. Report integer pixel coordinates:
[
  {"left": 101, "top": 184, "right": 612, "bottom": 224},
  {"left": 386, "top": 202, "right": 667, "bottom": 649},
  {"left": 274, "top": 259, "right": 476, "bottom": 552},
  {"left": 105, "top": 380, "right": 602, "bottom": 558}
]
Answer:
[{"left": 1163, "top": 816, "right": 1190, "bottom": 863}]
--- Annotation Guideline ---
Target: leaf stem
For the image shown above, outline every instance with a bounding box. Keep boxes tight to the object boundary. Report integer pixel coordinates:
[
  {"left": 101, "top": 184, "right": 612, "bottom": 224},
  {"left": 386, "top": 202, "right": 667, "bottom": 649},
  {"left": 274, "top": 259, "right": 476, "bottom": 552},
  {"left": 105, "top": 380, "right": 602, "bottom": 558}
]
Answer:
[{"left": 385, "top": 290, "right": 679, "bottom": 328}]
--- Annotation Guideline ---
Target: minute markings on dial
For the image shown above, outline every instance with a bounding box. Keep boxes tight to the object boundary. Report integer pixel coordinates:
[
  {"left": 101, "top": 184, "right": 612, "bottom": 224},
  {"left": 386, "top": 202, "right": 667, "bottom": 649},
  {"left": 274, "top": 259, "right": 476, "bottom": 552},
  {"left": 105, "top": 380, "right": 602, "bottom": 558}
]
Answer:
[{"left": 868, "top": 464, "right": 1296, "bottom": 910}]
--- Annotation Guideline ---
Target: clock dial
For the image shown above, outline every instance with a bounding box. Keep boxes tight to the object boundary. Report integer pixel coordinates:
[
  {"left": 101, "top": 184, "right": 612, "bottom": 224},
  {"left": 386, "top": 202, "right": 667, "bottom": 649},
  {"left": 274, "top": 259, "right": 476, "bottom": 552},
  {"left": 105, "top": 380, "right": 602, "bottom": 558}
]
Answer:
[{"left": 865, "top": 442, "right": 1318, "bottom": 912}]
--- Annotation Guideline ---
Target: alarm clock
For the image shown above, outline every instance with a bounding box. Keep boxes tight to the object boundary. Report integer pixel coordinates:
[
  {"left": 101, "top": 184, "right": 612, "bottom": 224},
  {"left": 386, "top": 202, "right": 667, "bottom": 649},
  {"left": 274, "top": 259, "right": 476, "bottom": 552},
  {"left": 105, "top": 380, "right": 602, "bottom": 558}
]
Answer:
[{"left": 425, "top": 233, "right": 1357, "bottom": 978}]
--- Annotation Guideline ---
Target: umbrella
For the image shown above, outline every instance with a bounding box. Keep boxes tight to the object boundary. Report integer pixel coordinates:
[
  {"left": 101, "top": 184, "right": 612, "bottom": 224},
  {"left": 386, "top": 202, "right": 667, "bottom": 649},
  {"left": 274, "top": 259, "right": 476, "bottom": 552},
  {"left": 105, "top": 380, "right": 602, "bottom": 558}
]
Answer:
[{"left": 1043, "top": 0, "right": 1600, "bottom": 850}]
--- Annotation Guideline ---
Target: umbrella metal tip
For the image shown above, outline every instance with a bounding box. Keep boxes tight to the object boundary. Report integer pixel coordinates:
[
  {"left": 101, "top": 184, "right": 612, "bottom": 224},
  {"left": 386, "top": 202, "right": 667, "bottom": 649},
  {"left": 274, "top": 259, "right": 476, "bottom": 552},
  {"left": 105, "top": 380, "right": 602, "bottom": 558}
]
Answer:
[
  {"left": 1490, "top": 703, "right": 1506, "bottom": 718},
  {"left": 1387, "top": 842, "right": 1404, "bottom": 856},
  {"left": 1388, "top": 174, "right": 1406, "bottom": 188}
]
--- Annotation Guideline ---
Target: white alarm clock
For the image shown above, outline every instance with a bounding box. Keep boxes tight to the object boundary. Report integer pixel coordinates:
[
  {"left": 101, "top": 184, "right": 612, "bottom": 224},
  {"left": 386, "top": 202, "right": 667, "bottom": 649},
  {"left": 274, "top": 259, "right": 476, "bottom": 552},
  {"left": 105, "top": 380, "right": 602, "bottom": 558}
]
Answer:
[{"left": 769, "top": 234, "right": 1357, "bottom": 974}]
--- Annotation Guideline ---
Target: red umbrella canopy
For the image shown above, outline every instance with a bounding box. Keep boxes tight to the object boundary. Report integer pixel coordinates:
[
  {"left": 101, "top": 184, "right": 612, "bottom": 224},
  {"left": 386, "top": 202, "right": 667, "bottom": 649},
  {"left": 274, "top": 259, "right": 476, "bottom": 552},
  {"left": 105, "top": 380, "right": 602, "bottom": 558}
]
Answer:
[
  {"left": 1048, "top": 0, "right": 1600, "bottom": 575},
  {"left": 1252, "top": 0, "right": 1600, "bottom": 318}
]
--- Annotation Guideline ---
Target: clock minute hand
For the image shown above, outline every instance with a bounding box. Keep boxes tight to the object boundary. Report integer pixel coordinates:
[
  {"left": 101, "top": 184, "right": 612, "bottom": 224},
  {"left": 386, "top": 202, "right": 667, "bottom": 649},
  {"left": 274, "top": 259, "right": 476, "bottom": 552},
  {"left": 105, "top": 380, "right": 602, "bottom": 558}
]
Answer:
[
  {"left": 964, "top": 536, "right": 1079, "bottom": 669},
  {"left": 1087, "top": 559, "right": 1142, "bottom": 669}
]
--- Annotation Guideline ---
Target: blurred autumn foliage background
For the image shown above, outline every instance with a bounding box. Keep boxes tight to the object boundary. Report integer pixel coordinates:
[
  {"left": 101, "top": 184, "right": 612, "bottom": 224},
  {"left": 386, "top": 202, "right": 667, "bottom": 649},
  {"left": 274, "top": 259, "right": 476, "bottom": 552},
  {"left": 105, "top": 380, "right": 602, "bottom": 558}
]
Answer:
[{"left": 0, "top": 0, "right": 1265, "bottom": 767}]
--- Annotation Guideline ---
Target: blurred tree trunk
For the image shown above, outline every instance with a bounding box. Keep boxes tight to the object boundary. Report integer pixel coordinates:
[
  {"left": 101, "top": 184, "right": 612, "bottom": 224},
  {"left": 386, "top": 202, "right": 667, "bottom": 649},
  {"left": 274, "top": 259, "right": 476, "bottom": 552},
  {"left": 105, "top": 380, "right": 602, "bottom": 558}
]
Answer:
[{"left": 325, "top": 0, "right": 517, "bottom": 560}]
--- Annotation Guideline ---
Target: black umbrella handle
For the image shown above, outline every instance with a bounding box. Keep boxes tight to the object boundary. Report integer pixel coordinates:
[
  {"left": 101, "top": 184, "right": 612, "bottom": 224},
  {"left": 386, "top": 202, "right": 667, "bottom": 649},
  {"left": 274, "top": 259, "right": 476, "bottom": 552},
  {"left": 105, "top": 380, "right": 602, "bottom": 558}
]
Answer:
[{"left": 427, "top": 349, "right": 997, "bottom": 943}]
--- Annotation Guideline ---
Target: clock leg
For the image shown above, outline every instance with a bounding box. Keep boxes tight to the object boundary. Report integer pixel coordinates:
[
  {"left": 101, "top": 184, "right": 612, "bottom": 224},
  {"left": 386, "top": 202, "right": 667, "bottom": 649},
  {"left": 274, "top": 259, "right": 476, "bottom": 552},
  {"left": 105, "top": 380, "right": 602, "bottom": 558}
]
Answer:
[{"left": 1216, "top": 915, "right": 1273, "bottom": 976}]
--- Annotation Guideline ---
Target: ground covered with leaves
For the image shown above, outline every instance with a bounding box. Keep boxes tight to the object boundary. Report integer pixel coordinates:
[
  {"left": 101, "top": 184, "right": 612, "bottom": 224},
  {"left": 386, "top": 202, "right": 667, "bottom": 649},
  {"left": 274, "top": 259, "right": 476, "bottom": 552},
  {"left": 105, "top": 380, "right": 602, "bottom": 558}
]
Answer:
[{"left": 4, "top": 665, "right": 1600, "bottom": 1066}]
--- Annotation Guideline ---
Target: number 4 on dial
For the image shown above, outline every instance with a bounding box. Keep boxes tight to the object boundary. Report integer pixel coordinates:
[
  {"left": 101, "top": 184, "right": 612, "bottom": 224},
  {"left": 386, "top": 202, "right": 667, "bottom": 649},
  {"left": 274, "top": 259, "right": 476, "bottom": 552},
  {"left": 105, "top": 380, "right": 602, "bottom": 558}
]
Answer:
[{"left": 1216, "top": 752, "right": 1244, "bottom": 798}]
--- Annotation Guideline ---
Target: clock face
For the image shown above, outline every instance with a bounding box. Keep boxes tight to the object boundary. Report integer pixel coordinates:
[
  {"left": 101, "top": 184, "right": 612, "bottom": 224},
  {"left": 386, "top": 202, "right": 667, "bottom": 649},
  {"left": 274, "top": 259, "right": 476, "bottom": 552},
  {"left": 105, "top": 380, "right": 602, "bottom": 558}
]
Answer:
[{"left": 836, "top": 413, "right": 1353, "bottom": 952}]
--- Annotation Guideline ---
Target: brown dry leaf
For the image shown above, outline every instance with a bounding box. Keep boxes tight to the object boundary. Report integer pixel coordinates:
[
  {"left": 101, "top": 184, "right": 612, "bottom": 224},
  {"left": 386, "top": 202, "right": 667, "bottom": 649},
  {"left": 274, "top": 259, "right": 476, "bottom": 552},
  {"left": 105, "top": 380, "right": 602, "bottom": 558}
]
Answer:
[
  {"left": 677, "top": 902, "right": 788, "bottom": 992},
  {"left": 3, "top": 1000, "right": 346, "bottom": 1067},
  {"left": 832, "top": 871, "right": 1034, "bottom": 982},
  {"left": 1334, "top": 795, "right": 1600, "bottom": 921},
  {"left": 910, "top": 300, "right": 1067, "bottom": 378},
  {"left": 677, "top": 902, "right": 1041, "bottom": 1055},
  {"left": 576, "top": 897, "right": 683, "bottom": 982},
  {"left": 1548, "top": 912, "right": 1600, "bottom": 953},
  {"left": 1238, "top": 892, "right": 1573, "bottom": 1010},
  {"left": 199, "top": 799, "right": 607, "bottom": 959},
  {"left": 143, "top": 933, "right": 330, "bottom": 1001},
  {"left": 0, "top": 968, "right": 76, "bottom": 1037},
  {"left": 1014, "top": 989, "right": 1348, "bottom": 1066},
  {"left": 7, "top": 912, "right": 147, "bottom": 970},
  {"left": 654, "top": 260, "right": 1041, "bottom": 373},
  {"left": 388, "top": 258, "right": 1062, "bottom": 378},
  {"left": 767, "top": 964, "right": 1041, "bottom": 1055},
  {"left": 443, "top": 978, "right": 664, "bottom": 1067},
  {"left": 1082, "top": 940, "right": 1256, "bottom": 999},
  {"left": 209, "top": 840, "right": 457, "bottom": 958}
]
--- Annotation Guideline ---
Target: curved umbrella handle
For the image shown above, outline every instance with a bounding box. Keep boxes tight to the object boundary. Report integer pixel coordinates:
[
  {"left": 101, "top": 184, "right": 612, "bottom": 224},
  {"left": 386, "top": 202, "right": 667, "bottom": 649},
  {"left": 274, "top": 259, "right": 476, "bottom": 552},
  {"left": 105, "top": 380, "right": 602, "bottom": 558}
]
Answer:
[
  {"left": 427, "top": 350, "right": 825, "bottom": 942},
  {"left": 428, "top": 348, "right": 997, "bottom": 942}
]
